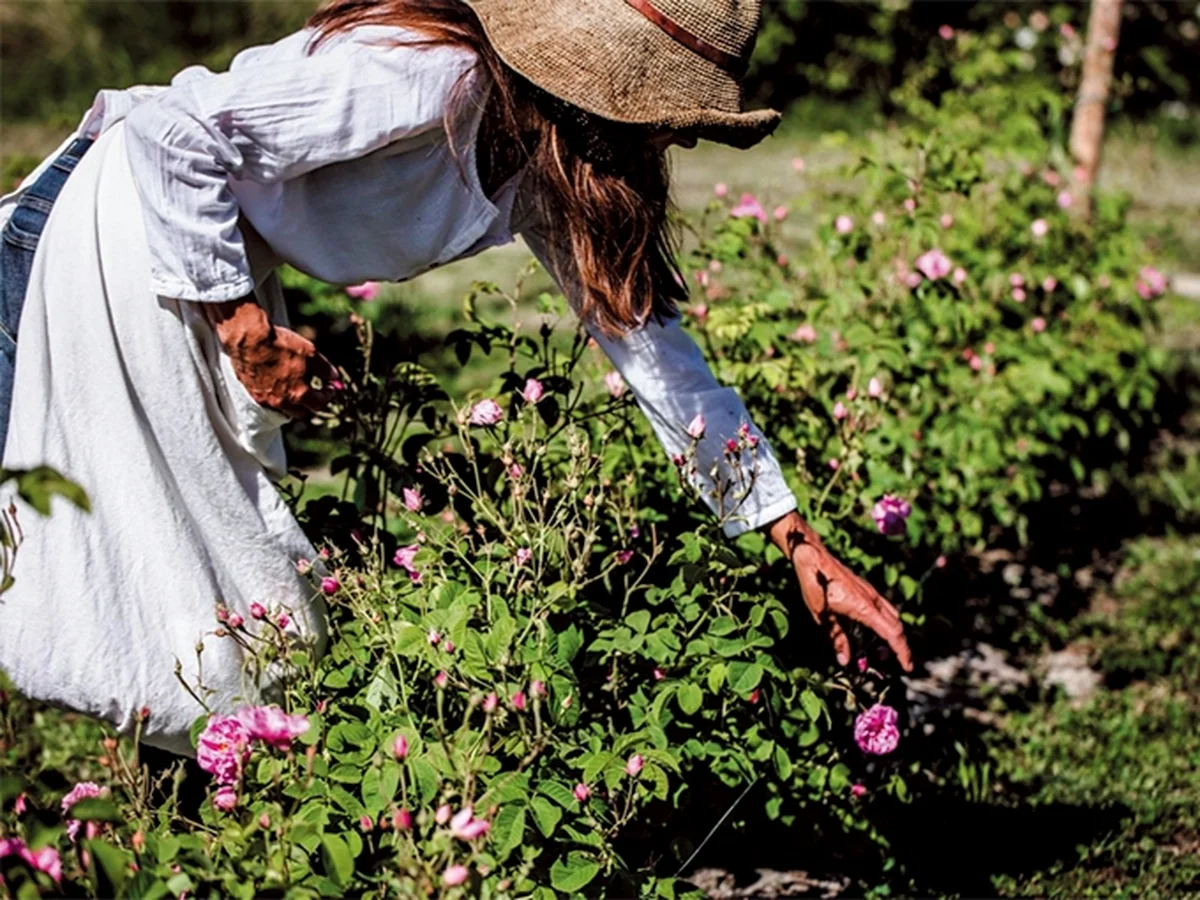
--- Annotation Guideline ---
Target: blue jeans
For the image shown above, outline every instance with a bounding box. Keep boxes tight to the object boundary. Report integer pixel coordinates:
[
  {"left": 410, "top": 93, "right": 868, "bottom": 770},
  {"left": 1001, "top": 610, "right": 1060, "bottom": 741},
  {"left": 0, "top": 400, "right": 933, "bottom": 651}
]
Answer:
[{"left": 0, "top": 136, "right": 94, "bottom": 453}]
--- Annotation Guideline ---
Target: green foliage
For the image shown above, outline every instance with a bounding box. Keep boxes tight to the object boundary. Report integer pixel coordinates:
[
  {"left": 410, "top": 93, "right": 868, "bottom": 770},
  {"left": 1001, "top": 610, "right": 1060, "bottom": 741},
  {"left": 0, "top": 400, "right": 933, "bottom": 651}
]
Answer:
[{"left": 0, "top": 20, "right": 1187, "bottom": 899}]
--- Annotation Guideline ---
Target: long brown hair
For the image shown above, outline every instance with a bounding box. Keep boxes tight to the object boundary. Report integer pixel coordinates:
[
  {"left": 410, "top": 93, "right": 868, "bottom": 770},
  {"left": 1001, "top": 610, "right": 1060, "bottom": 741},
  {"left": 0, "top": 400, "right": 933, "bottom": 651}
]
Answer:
[{"left": 305, "top": 0, "right": 685, "bottom": 337}]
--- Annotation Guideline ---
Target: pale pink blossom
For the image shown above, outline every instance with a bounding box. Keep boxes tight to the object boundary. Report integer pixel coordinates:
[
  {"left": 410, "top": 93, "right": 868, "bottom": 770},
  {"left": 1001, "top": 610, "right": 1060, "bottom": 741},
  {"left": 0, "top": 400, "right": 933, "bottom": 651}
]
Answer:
[
  {"left": 403, "top": 487, "right": 423, "bottom": 511},
  {"left": 516, "top": 547, "right": 532, "bottom": 565},
  {"left": 867, "top": 377, "right": 883, "bottom": 399},
  {"left": 236, "top": 706, "right": 310, "bottom": 751},
  {"left": 1009, "top": 272, "right": 1026, "bottom": 287},
  {"left": 295, "top": 558, "right": 312, "bottom": 576},
  {"left": 212, "top": 786, "right": 238, "bottom": 812},
  {"left": 436, "top": 804, "right": 452, "bottom": 825},
  {"left": 443, "top": 640, "right": 455, "bottom": 654},
  {"left": 530, "top": 680, "right": 547, "bottom": 698},
  {"left": 791, "top": 157, "right": 805, "bottom": 173},
  {"left": 227, "top": 613, "right": 245, "bottom": 629},
  {"left": 871, "top": 210, "right": 886, "bottom": 227},
  {"left": 905, "top": 271, "right": 923, "bottom": 289},
  {"left": 789, "top": 323, "right": 817, "bottom": 344},
  {"left": 468, "top": 399, "right": 503, "bottom": 426},
  {"left": 846, "top": 387, "right": 858, "bottom": 401},
  {"left": 694, "top": 270, "right": 709, "bottom": 288},
  {"left": 450, "top": 807, "right": 490, "bottom": 841},
  {"left": 427, "top": 628, "right": 441, "bottom": 646},
  {"left": 833, "top": 402, "right": 848, "bottom": 421},
  {"left": 1137, "top": 266, "right": 1168, "bottom": 299},
  {"left": 871, "top": 495, "right": 911, "bottom": 535},
  {"left": 653, "top": 668, "right": 665, "bottom": 681},
  {"left": 1031, "top": 317, "right": 1047, "bottom": 333},
  {"left": 574, "top": 783, "right": 591, "bottom": 801},
  {"left": 393, "top": 544, "right": 419, "bottom": 571},
  {"left": 903, "top": 197, "right": 917, "bottom": 212},
  {"left": 915, "top": 249, "right": 952, "bottom": 280},
  {"left": 509, "top": 463, "right": 524, "bottom": 479},
  {"left": 249, "top": 602, "right": 266, "bottom": 620},
  {"left": 686, "top": 414, "right": 706, "bottom": 439},
  {"left": 952, "top": 267, "right": 968, "bottom": 285},
  {"left": 854, "top": 703, "right": 900, "bottom": 755},
  {"left": 345, "top": 281, "right": 380, "bottom": 301},
  {"left": 938, "top": 24, "right": 955, "bottom": 39},
  {"left": 939, "top": 214, "right": 954, "bottom": 229},
  {"left": 520, "top": 378, "right": 544, "bottom": 404},
  {"left": 61, "top": 782, "right": 104, "bottom": 842},
  {"left": 197, "top": 717, "right": 250, "bottom": 786},
  {"left": 984, "top": 341, "right": 996, "bottom": 355},
  {"left": 1060, "top": 22, "right": 1076, "bottom": 39},
  {"left": 1012, "top": 287, "right": 1027, "bottom": 303},
  {"left": 730, "top": 193, "right": 768, "bottom": 223},
  {"left": 936, "top": 555, "right": 948, "bottom": 568},
  {"left": 482, "top": 692, "right": 498, "bottom": 714},
  {"left": 828, "top": 459, "right": 840, "bottom": 471},
  {"left": 1056, "top": 191, "right": 1073, "bottom": 209},
  {"left": 773, "top": 205, "right": 788, "bottom": 222},
  {"left": 444, "top": 864, "right": 470, "bottom": 887},
  {"left": 13, "top": 793, "right": 26, "bottom": 815},
  {"left": 434, "top": 671, "right": 449, "bottom": 689},
  {"left": 1042, "top": 276, "right": 1058, "bottom": 292},
  {"left": 605, "top": 370, "right": 626, "bottom": 398},
  {"left": 970, "top": 356, "right": 984, "bottom": 371},
  {"left": 834, "top": 215, "right": 854, "bottom": 234},
  {"left": 259, "top": 813, "right": 271, "bottom": 828},
  {"left": 625, "top": 754, "right": 645, "bottom": 777},
  {"left": 708, "top": 259, "right": 723, "bottom": 273},
  {"left": 714, "top": 182, "right": 728, "bottom": 198},
  {"left": 392, "top": 735, "right": 409, "bottom": 759},
  {"left": 1031, "top": 218, "right": 1049, "bottom": 238}
]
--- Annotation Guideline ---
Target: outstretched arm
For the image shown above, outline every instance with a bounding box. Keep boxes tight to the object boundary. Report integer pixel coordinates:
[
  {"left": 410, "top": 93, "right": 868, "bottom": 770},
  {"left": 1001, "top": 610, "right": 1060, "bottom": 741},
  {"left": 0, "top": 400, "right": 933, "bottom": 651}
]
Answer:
[{"left": 521, "top": 224, "right": 913, "bottom": 671}]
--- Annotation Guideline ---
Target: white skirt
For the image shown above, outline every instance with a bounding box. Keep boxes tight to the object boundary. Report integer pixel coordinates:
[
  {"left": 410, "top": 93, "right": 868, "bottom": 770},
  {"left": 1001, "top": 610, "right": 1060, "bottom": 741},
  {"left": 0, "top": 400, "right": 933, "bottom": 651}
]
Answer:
[{"left": 0, "top": 120, "right": 327, "bottom": 755}]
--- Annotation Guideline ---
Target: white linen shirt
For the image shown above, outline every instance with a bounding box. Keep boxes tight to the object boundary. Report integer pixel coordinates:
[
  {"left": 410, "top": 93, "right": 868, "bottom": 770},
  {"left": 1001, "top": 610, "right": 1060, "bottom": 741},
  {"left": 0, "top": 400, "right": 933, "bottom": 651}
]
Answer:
[{"left": 0, "top": 23, "right": 797, "bottom": 537}]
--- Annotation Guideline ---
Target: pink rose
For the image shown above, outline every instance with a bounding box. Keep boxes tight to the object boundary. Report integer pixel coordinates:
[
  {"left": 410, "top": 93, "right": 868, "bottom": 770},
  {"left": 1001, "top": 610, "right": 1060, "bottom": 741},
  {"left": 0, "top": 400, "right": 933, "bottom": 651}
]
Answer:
[
  {"left": 249, "top": 602, "right": 266, "bottom": 620},
  {"left": 574, "top": 783, "right": 591, "bottom": 801},
  {"left": 468, "top": 398, "right": 504, "bottom": 426},
  {"left": 227, "top": 613, "right": 245, "bottom": 629},
  {"left": 833, "top": 402, "right": 848, "bottom": 421},
  {"left": 393, "top": 544, "right": 419, "bottom": 571},
  {"left": 871, "top": 210, "right": 886, "bottom": 227},
  {"left": 730, "top": 193, "right": 768, "bottom": 223},
  {"left": 516, "top": 547, "right": 532, "bottom": 565},
  {"left": 867, "top": 377, "right": 883, "bottom": 399},
  {"left": 773, "top": 205, "right": 788, "bottom": 222},
  {"left": 851, "top": 783, "right": 867, "bottom": 797},
  {"left": 952, "top": 267, "right": 968, "bottom": 285},
  {"left": 686, "top": 414, "right": 706, "bottom": 439},
  {"left": 1137, "top": 266, "right": 1167, "bottom": 299},
  {"left": 235, "top": 705, "right": 310, "bottom": 751},
  {"left": 482, "top": 692, "right": 498, "bottom": 713},
  {"left": 1031, "top": 218, "right": 1049, "bottom": 238},
  {"left": 521, "top": 378, "right": 545, "bottom": 404},
  {"left": 871, "top": 495, "right": 912, "bottom": 536},
  {"left": 854, "top": 703, "right": 900, "bottom": 755},
  {"left": 1031, "top": 317, "right": 1047, "bottom": 333},
  {"left": 713, "top": 182, "right": 728, "bottom": 198},
  {"left": 1042, "top": 276, "right": 1058, "bottom": 292},
  {"left": 625, "top": 754, "right": 644, "bottom": 777},
  {"left": 938, "top": 24, "right": 955, "bottom": 39},
  {"left": 915, "top": 249, "right": 952, "bottom": 281},
  {"left": 345, "top": 281, "right": 380, "bottom": 301},
  {"left": 904, "top": 197, "right": 917, "bottom": 212},
  {"left": 789, "top": 324, "right": 817, "bottom": 344},
  {"left": 277, "top": 613, "right": 291, "bottom": 629},
  {"left": 434, "top": 671, "right": 449, "bottom": 689},
  {"left": 196, "top": 717, "right": 251, "bottom": 786},
  {"left": 392, "top": 735, "right": 409, "bottom": 759},
  {"left": 444, "top": 864, "right": 470, "bottom": 887},
  {"left": 511, "top": 690, "right": 526, "bottom": 711},
  {"left": 320, "top": 577, "right": 340, "bottom": 596},
  {"left": 403, "top": 487, "right": 423, "bottom": 512},
  {"left": 436, "top": 804, "right": 452, "bottom": 825},
  {"left": 212, "top": 786, "right": 238, "bottom": 812},
  {"left": 1056, "top": 191, "right": 1073, "bottom": 209},
  {"left": 1012, "top": 287, "right": 1027, "bottom": 303},
  {"left": 61, "top": 782, "right": 104, "bottom": 842},
  {"left": 530, "top": 680, "right": 547, "bottom": 698},
  {"left": 450, "top": 807, "right": 490, "bottom": 841},
  {"left": 940, "top": 214, "right": 954, "bottom": 229},
  {"left": 834, "top": 215, "right": 854, "bottom": 234}
]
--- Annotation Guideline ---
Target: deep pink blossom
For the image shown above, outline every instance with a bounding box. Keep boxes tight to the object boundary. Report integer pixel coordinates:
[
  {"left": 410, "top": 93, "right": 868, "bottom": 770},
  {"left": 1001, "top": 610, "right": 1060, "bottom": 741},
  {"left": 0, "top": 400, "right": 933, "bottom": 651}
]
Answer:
[
  {"left": 320, "top": 577, "right": 340, "bottom": 596},
  {"left": 1137, "top": 266, "right": 1168, "bottom": 299},
  {"left": 511, "top": 690, "right": 527, "bottom": 711},
  {"left": 615, "top": 550, "right": 635, "bottom": 565},
  {"left": 854, "top": 703, "right": 900, "bottom": 755},
  {"left": 227, "top": 613, "right": 245, "bottom": 628},
  {"left": 60, "top": 782, "right": 104, "bottom": 842},
  {"left": 872, "top": 495, "right": 912, "bottom": 535},
  {"left": 393, "top": 544, "right": 419, "bottom": 571},
  {"left": 394, "top": 808, "right": 413, "bottom": 831},
  {"left": 277, "top": 613, "right": 291, "bottom": 629},
  {"left": 730, "top": 193, "right": 768, "bottom": 223},
  {"left": 392, "top": 735, "right": 409, "bottom": 759},
  {"left": 2, "top": 842, "right": 63, "bottom": 884},
  {"left": 13, "top": 793, "right": 26, "bottom": 815},
  {"left": 235, "top": 705, "right": 310, "bottom": 751},
  {"left": 468, "top": 399, "right": 503, "bottom": 426},
  {"left": 212, "top": 786, "right": 238, "bottom": 812},
  {"left": 249, "top": 602, "right": 266, "bottom": 620},
  {"left": 851, "top": 783, "right": 867, "bottom": 797},
  {"left": 938, "top": 24, "right": 955, "bottom": 39}
]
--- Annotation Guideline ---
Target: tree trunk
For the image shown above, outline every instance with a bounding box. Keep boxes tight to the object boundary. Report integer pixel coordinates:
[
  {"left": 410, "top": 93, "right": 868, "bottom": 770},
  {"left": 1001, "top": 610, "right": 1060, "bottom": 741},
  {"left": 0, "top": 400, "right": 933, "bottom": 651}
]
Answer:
[{"left": 1069, "top": 0, "right": 1124, "bottom": 218}]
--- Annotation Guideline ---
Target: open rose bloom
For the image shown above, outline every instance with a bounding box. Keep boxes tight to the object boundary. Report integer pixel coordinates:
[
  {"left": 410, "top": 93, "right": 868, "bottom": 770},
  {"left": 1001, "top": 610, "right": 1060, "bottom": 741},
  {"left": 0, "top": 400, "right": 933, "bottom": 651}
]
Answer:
[{"left": 854, "top": 703, "right": 900, "bottom": 755}]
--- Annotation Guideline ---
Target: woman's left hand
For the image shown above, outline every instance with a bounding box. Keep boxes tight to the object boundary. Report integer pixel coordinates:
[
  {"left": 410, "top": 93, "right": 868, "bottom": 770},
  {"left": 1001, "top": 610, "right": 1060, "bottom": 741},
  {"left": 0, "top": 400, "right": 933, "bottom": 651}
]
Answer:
[{"left": 768, "top": 511, "right": 914, "bottom": 672}]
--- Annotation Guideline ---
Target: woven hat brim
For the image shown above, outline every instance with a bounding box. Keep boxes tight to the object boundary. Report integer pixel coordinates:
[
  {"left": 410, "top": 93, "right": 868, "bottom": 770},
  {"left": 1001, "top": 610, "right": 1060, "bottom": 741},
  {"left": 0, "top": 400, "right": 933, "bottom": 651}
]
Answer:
[{"left": 463, "top": 0, "right": 782, "bottom": 149}]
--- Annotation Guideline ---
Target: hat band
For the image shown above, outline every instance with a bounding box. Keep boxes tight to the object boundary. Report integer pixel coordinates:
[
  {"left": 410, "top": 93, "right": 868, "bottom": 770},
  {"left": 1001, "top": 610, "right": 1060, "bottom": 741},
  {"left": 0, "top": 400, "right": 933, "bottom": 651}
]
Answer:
[{"left": 623, "top": 0, "right": 748, "bottom": 77}]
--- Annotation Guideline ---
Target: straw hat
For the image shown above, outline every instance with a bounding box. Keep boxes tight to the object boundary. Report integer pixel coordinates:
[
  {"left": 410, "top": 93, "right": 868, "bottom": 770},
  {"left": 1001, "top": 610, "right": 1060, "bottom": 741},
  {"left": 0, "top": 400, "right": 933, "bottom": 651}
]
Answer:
[{"left": 461, "top": 0, "right": 781, "bottom": 149}]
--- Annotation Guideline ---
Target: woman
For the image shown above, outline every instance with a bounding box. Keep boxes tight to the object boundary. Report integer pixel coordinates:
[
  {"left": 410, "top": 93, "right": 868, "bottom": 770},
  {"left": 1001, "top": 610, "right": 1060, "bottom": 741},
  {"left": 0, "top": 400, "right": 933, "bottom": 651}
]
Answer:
[{"left": 0, "top": 0, "right": 911, "bottom": 755}]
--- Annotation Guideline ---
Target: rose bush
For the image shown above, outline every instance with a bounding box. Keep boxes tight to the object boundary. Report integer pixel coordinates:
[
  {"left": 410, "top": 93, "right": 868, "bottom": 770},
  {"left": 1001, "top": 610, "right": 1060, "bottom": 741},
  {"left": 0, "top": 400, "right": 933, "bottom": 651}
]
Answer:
[{"left": 0, "top": 23, "right": 1179, "bottom": 899}]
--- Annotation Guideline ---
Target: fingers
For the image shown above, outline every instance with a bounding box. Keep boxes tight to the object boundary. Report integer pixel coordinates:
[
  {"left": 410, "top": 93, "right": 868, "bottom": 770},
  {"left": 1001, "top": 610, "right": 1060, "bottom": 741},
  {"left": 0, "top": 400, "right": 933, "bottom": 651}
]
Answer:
[
  {"left": 826, "top": 616, "right": 851, "bottom": 667},
  {"left": 862, "top": 604, "right": 913, "bottom": 673}
]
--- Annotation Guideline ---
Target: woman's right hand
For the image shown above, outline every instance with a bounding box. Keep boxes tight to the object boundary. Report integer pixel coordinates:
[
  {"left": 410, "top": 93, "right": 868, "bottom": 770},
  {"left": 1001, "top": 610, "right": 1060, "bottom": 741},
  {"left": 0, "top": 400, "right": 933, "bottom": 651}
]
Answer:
[{"left": 203, "top": 296, "right": 338, "bottom": 418}]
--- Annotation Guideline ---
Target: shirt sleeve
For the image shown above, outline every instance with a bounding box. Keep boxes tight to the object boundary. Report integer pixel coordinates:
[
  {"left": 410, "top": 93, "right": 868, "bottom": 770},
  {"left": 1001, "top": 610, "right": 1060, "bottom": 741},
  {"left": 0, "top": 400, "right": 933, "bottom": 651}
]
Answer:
[
  {"left": 520, "top": 222, "right": 798, "bottom": 538},
  {"left": 121, "top": 33, "right": 477, "bottom": 302}
]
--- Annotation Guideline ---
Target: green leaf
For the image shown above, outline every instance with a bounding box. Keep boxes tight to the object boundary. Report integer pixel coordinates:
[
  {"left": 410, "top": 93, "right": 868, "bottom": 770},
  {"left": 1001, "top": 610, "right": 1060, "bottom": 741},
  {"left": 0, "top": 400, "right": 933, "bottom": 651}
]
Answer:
[
  {"left": 626, "top": 610, "right": 651, "bottom": 633},
  {"left": 550, "top": 853, "right": 601, "bottom": 893},
  {"left": 800, "top": 689, "right": 824, "bottom": 722},
  {"left": 492, "top": 804, "right": 526, "bottom": 862},
  {"left": 707, "top": 663, "right": 727, "bottom": 692},
  {"left": 529, "top": 795, "right": 562, "bottom": 838},
  {"left": 538, "top": 780, "right": 578, "bottom": 809},
  {"left": 86, "top": 840, "right": 130, "bottom": 896},
  {"left": 727, "top": 661, "right": 764, "bottom": 694},
  {"left": 320, "top": 834, "right": 354, "bottom": 888},
  {"left": 68, "top": 797, "right": 124, "bottom": 823},
  {"left": 6, "top": 465, "right": 90, "bottom": 515},
  {"left": 677, "top": 682, "right": 703, "bottom": 715}
]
